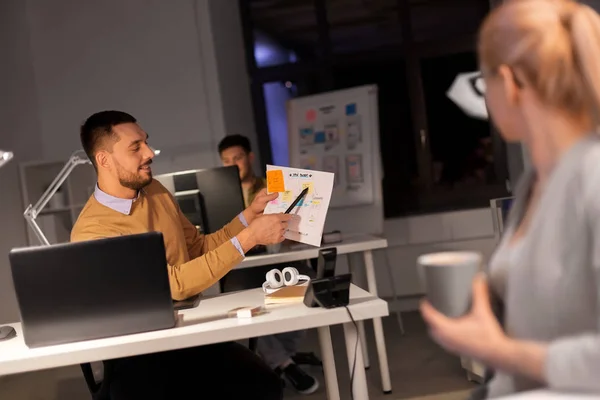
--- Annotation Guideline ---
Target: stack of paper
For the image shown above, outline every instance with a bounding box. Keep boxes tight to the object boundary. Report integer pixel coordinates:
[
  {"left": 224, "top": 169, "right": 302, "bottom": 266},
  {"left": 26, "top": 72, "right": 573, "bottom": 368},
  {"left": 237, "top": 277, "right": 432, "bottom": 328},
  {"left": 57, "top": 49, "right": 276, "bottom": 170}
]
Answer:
[{"left": 264, "top": 285, "right": 307, "bottom": 306}]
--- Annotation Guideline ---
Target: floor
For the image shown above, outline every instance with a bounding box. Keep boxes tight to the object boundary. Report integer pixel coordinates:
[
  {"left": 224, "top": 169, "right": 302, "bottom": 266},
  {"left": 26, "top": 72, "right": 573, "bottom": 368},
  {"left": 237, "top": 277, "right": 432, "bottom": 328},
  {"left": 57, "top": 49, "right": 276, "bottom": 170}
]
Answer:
[{"left": 0, "top": 312, "right": 478, "bottom": 400}]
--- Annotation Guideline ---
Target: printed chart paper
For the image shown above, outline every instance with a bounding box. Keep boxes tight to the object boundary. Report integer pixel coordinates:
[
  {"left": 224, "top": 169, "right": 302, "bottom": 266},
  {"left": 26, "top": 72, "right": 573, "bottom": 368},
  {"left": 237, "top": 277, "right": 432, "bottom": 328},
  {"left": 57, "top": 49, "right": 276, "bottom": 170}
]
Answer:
[{"left": 264, "top": 165, "right": 335, "bottom": 247}]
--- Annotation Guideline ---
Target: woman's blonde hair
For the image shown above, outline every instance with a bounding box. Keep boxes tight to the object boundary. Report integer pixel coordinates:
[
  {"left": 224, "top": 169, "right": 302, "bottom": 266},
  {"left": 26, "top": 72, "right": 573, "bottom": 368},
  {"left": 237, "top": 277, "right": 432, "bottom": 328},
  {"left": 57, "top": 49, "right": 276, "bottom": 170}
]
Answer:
[{"left": 478, "top": 0, "right": 600, "bottom": 119}]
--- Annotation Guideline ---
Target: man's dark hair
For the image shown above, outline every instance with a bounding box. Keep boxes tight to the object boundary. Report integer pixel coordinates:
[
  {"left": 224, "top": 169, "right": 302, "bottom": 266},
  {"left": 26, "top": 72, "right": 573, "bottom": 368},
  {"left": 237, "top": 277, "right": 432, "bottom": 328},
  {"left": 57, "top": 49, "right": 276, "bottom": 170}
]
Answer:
[
  {"left": 218, "top": 134, "right": 252, "bottom": 155},
  {"left": 80, "top": 110, "right": 137, "bottom": 168}
]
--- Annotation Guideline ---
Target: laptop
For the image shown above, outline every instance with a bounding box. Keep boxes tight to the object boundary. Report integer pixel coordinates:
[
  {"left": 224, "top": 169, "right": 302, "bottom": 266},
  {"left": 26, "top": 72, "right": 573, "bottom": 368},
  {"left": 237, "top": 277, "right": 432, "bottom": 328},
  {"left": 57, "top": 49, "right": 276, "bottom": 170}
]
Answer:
[{"left": 9, "top": 232, "right": 176, "bottom": 348}]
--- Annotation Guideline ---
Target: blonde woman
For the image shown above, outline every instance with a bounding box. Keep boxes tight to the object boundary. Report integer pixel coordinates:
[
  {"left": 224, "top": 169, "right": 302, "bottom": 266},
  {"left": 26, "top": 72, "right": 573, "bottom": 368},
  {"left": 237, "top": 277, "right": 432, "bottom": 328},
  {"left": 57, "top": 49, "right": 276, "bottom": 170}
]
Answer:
[{"left": 420, "top": 0, "right": 600, "bottom": 398}]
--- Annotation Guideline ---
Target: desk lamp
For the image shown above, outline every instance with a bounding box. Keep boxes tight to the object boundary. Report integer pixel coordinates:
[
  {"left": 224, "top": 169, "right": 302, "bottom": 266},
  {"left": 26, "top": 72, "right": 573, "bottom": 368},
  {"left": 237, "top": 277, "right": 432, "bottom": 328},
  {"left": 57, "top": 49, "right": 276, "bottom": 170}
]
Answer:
[
  {"left": 0, "top": 150, "right": 13, "bottom": 168},
  {"left": 0, "top": 149, "right": 17, "bottom": 340},
  {"left": 23, "top": 150, "right": 92, "bottom": 246}
]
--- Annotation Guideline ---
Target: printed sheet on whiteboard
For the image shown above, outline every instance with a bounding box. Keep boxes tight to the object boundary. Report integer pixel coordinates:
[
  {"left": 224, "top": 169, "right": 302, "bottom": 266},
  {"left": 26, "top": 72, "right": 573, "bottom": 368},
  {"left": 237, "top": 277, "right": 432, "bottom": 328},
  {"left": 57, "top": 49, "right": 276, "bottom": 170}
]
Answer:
[{"left": 263, "top": 165, "right": 335, "bottom": 247}]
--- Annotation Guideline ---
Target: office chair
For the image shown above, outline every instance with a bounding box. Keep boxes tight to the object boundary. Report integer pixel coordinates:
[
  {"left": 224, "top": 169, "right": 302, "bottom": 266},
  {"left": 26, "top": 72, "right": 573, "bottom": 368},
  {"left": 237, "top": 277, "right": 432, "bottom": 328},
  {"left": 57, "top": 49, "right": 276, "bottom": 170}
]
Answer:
[{"left": 80, "top": 361, "right": 114, "bottom": 400}]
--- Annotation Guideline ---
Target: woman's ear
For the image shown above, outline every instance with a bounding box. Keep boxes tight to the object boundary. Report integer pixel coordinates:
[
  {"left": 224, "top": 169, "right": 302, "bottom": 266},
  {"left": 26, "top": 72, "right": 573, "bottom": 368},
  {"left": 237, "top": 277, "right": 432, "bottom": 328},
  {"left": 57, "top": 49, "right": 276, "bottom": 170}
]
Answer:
[{"left": 498, "top": 65, "right": 521, "bottom": 107}]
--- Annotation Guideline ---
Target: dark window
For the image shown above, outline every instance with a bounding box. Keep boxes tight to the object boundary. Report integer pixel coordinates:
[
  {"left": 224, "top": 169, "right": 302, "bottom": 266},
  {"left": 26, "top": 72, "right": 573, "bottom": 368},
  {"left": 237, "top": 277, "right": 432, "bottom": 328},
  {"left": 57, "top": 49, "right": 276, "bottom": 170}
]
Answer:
[
  {"left": 239, "top": 0, "right": 509, "bottom": 218},
  {"left": 422, "top": 52, "right": 486, "bottom": 189},
  {"left": 326, "top": 0, "right": 403, "bottom": 55},
  {"left": 249, "top": 0, "right": 319, "bottom": 67},
  {"left": 332, "top": 60, "right": 419, "bottom": 217}
]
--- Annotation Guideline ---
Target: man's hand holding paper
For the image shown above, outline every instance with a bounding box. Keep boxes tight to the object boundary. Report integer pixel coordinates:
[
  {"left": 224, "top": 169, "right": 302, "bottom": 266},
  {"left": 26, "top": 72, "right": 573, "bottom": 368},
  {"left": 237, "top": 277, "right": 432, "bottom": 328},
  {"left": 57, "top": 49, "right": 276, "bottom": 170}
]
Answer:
[{"left": 263, "top": 165, "right": 335, "bottom": 247}]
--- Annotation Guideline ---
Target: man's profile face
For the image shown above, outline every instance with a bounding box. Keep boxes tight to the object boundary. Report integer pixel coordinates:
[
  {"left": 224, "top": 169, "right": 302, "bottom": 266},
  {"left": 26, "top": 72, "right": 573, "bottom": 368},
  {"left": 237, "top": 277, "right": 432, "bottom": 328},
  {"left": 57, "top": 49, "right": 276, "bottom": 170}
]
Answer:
[
  {"left": 220, "top": 145, "right": 253, "bottom": 181},
  {"left": 100, "top": 123, "right": 155, "bottom": 191}
]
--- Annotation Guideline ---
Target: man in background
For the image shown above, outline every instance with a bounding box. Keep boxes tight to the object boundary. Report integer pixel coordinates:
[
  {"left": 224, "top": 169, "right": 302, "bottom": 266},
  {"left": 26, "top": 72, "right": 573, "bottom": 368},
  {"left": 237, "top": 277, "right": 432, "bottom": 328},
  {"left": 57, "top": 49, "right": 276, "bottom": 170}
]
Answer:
[
  {"left": 218, "top": 134, "right": 266, "bottom": 208},
  {"left": 218, "top": 134, "right": 319, "bottom": 395},
  {"left": 72, "top": 112, "right": 290, "bottom": 400}
]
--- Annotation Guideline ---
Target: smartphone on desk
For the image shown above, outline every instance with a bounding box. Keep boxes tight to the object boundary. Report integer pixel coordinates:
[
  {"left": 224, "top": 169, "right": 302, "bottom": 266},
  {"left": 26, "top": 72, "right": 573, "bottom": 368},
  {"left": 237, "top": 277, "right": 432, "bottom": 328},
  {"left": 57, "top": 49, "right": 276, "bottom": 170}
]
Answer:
[{"left": 173, "top": 294, "right": 201, "bottom": 311}]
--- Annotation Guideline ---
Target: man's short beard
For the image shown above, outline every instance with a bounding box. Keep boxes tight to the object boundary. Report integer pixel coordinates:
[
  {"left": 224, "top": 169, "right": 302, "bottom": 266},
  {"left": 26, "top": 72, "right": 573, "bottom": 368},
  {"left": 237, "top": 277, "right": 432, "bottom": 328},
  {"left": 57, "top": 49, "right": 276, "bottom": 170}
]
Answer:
[
  {"left": 119, "top": 173, "right": 152, "bottom": 191},
  {"left": 116, "top": 162, "right": 152, "bottom": 191}
]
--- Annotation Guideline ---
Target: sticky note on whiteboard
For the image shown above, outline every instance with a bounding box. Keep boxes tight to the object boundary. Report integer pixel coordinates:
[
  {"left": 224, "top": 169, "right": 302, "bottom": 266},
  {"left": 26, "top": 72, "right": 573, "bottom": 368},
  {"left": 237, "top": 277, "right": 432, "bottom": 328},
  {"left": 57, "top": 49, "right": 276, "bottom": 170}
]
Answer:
[{"left": 267, "top": 170, "right": 285, "bottom": 192}]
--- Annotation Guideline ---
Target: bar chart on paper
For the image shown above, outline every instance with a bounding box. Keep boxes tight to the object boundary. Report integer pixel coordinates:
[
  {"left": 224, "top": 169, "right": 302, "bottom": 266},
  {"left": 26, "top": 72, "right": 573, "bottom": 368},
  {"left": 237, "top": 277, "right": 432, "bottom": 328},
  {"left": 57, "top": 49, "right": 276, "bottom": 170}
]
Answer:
[{"left": 263, "top": 165, "right": 335, "bottom": 246}]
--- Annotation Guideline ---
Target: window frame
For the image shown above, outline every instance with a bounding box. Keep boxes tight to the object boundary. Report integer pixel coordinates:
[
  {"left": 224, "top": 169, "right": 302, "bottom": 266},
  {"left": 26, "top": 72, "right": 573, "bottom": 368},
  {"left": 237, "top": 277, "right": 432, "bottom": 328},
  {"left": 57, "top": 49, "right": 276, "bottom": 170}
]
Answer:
[{"left": 239, "top": 0, "right": 510, "bottom": 218}]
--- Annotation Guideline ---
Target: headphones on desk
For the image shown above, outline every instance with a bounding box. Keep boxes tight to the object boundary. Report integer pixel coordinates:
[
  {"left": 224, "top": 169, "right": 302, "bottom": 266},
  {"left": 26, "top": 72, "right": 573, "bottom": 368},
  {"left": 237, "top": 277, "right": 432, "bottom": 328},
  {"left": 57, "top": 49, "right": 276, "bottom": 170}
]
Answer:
[{"left": 262, "top": 267, "right": 310, "bottom": 294}]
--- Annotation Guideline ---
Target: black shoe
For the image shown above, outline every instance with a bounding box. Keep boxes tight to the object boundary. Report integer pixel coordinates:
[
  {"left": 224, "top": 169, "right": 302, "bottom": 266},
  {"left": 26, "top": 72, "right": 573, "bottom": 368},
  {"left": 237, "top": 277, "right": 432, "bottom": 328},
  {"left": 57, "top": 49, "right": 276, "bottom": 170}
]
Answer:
[
  {"left": 292, "top": 352, "right": 323, "bottom": 367},
  {"left": 280, "top": 363, "right": 319, "bottom": 395}
]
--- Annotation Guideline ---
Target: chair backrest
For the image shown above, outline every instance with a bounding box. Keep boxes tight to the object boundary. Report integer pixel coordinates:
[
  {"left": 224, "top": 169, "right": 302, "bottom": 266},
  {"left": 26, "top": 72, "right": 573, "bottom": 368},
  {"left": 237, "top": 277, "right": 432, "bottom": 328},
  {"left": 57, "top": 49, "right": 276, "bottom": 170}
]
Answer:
[
  {"left": 80, "top": 363, "right": 100, "bottom": 394},
  {"left": 80, "top": 361, "right": 114, "bottom": 400}
]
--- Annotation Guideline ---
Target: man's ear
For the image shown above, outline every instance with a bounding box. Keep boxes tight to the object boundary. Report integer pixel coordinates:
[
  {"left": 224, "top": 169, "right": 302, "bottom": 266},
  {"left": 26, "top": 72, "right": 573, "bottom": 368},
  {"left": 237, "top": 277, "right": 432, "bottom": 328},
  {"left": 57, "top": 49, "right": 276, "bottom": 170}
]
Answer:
[
  {"left": 248, "top": 151, "right": 255, "bottom": 164},
  {"left": 95, "top": 151, "right": 111, "bottom": 171},
  {"left": 498, "top": 65, "right": 521, "bottom": 107}
]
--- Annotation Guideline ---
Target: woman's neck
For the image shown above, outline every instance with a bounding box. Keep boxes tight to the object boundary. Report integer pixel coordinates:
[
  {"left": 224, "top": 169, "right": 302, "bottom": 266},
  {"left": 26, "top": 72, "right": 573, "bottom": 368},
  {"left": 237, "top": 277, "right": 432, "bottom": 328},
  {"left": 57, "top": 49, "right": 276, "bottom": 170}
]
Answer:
[{"left": 524, "top": 106, "right": 593, "bottom": 185}]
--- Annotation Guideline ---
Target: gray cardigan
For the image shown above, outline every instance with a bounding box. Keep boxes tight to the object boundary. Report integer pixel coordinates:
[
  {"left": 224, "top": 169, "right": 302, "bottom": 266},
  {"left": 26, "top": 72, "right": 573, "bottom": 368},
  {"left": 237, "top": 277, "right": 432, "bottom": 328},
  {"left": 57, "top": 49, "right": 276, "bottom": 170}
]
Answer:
[{"left": 485, "top": 135, "right": 600, "bottom": 398}]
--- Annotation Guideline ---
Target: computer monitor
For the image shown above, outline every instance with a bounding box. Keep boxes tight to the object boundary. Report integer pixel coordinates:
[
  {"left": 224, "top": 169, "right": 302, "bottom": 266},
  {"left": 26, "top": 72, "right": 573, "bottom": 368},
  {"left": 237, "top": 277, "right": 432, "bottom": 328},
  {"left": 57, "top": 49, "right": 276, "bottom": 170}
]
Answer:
[{"left": 155, "top": 166, "right": 245, "bottom": 234}]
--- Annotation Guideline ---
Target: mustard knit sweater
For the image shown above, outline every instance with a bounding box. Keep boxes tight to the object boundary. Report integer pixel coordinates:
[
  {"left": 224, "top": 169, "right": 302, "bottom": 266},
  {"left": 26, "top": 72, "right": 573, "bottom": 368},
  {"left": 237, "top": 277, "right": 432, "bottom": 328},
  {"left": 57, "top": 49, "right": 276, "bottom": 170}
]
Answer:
[{"left": 71, "top": 179, "right": 245, "bottom": 300}]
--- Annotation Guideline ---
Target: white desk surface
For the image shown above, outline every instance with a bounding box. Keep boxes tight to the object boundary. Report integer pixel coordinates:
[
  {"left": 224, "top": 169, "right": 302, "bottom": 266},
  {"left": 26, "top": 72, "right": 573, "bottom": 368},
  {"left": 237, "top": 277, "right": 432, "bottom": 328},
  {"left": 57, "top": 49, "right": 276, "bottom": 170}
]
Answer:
[
  {"left": 498, "top": 390, "right": 599, "bottom": 399},
  {"left": 238, "top": 233, "right": 388, "bottom": 269},
  {"left": 0, "top": 285, "right": 388, "bottom": 377}
]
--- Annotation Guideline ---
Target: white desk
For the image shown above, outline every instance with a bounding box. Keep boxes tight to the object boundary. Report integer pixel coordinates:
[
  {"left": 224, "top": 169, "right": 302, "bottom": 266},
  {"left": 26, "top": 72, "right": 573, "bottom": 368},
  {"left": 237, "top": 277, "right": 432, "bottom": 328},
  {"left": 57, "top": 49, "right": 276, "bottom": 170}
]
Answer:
[
  {"left": 0, "top": 285, "right": 388, "bottom": 400},
  {"left": 239, "top": 234, "right": 388, "bottom": 269},
  {"left": 498, "top": 390, "right": 599, "bottom": 399},
  {"left": 239, "top": 233, "right": 393, "bottom": 393}
]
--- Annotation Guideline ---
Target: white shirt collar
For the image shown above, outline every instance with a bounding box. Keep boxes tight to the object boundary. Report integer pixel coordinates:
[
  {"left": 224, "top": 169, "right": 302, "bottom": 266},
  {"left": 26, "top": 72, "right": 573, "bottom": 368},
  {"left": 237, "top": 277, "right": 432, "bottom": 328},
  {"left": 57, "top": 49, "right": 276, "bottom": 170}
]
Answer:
[{"left": 93, "top": 184, "right": 142, "bottom": 215}]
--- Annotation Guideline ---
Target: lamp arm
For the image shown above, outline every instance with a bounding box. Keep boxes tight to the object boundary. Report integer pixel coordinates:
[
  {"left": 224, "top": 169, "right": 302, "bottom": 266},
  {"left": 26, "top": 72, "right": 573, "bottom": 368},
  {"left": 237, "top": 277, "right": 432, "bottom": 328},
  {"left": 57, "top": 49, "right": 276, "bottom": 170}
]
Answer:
[
  {"left": 24, "top": 213, "right": 51, "bottom": 246},
  {"left": 23, "top": 150, "right": 92, "bottom": 246}
]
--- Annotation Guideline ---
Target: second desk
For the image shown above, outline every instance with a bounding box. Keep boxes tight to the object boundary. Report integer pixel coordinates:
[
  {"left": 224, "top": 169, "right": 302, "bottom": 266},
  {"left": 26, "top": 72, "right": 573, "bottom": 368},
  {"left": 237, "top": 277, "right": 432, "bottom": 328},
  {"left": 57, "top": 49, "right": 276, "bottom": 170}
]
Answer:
[{"left": 237, "top": 233, "right": 392, "bottom": 394}]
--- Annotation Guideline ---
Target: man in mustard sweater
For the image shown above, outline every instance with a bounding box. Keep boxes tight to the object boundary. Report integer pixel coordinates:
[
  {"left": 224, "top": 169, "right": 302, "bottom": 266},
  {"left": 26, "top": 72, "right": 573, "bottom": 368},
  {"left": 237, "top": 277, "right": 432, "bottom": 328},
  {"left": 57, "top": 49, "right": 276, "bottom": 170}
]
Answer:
[{"left": 71, "top": 110, "right": 289, "bottom": 400}]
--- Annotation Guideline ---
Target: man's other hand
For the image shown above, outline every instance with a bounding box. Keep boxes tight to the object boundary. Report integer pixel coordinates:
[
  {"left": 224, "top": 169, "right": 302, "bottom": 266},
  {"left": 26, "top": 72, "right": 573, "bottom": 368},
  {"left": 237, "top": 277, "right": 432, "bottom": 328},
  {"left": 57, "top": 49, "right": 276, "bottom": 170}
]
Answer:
[
  {"left": 242, "top": 189, "right": 278, "bottom": 224},
  {"left": 250, "top": 189, "right": 278, "bottom": 215},
  {"left": 236, "top": 213, "right": 293, "bottom": 252}
]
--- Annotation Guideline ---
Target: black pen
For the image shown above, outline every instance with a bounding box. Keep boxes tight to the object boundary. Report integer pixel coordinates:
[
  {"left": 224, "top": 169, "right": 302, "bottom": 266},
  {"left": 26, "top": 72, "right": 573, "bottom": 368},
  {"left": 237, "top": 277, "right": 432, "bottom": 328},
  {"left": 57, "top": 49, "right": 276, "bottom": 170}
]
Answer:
[{"left": 284, "top": 187, "right": 309, "bottom": 214}]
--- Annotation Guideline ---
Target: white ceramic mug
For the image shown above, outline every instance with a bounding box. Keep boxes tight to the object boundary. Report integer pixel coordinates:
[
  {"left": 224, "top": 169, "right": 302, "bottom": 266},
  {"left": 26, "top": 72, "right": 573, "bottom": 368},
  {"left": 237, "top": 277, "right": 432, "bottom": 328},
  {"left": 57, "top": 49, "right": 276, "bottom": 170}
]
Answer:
[{"left": 417, "top": 251, "right": 482, "bottom": 318}]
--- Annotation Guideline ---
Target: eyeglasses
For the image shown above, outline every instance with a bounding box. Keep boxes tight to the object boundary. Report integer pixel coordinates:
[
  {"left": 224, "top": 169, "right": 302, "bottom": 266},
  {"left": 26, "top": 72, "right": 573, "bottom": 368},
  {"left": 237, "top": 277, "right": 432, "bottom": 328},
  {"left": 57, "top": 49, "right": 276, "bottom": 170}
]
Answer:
[{"left": 469, "top": 73, "right": 486, "bottom": 97}]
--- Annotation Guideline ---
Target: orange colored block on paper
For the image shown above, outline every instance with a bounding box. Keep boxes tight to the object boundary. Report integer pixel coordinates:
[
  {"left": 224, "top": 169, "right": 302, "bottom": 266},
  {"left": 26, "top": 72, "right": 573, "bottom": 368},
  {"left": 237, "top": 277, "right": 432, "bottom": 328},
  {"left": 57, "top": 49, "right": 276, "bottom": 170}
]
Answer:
[{"left": 267, "top": 170, "right": 286, "bottom": 192}]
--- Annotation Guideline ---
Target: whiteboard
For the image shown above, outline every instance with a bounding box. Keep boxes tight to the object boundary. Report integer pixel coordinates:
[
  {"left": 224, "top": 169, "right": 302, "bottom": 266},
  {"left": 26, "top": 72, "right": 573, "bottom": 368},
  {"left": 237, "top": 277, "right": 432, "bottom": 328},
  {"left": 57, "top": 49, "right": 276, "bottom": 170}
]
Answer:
[{"left": 287, "top": 85, "right": 380, "bottom": 208}]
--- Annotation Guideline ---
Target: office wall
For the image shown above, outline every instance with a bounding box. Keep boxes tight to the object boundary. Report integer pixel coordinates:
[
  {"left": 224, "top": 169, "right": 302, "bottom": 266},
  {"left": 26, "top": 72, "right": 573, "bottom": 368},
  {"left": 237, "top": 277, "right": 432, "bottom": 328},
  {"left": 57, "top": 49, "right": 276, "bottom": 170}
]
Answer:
[
  {"left": 370, "top": 209, "right": 498, "bottom": 300},
  {"left": 0, "top": 0, "right": 253, "bottom": 324},
  {"left": 26, "top": 0, "right": 227, "bottom": 172},
  {"left": 0, "top": 0, "right": 44, "bottom": 325},
  {"left": 205, "top": 0, "right": 262, "bottom": 174}
]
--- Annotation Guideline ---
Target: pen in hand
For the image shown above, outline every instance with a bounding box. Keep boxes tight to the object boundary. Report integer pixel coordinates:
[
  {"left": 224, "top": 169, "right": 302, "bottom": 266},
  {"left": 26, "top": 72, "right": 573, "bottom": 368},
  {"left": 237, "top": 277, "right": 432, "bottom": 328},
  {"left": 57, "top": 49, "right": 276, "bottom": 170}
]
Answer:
[{"left": 284, "top": 187, "right": 309, "bottom": 214}]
